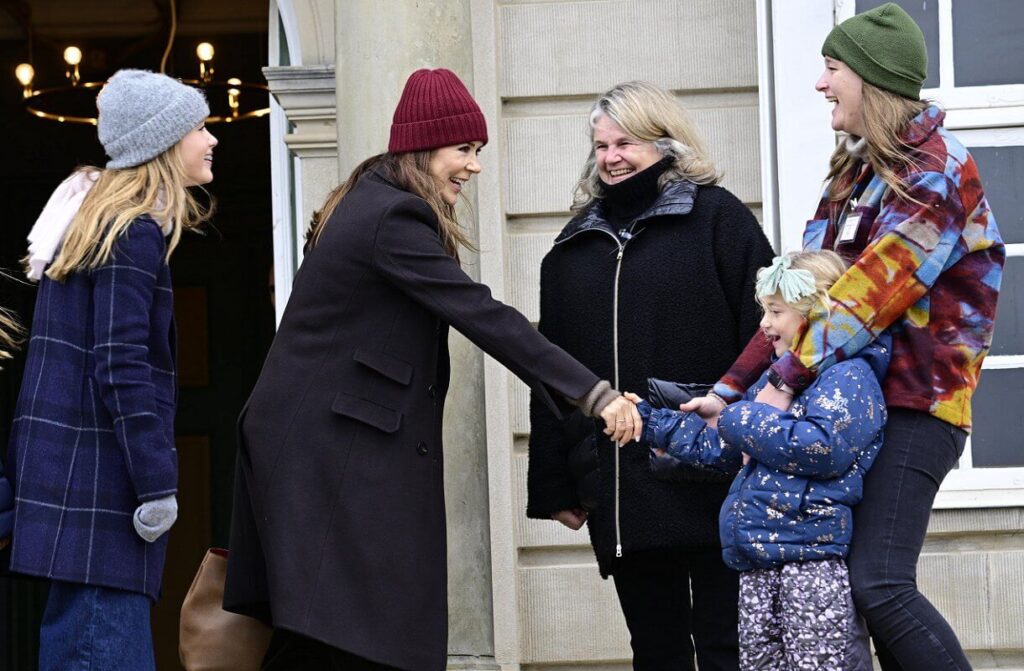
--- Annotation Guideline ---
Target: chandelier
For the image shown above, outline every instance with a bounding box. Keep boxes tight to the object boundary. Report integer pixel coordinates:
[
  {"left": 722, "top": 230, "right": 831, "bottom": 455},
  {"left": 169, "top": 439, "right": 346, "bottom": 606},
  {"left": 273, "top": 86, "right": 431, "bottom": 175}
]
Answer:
[{"left": 11, "top": 0, "right": 269, "bottom": 125}]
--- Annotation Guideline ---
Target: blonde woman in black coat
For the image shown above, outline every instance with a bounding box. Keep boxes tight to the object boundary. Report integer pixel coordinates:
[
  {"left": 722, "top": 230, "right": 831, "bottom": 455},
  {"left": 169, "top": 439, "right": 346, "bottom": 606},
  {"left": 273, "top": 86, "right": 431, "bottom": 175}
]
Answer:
[
  {"left": 224, "top": 68, "right": 641, "bottom": 671},
  {"left": 526, "top": 81, "right": 773, "bottom": 670}
]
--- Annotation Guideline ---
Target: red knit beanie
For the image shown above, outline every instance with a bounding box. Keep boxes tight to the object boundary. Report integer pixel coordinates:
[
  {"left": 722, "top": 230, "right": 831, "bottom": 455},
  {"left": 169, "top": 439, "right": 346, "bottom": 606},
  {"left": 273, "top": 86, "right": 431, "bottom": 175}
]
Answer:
[{"left": 388, "top": 68, "right": 488, "bottom": 153}]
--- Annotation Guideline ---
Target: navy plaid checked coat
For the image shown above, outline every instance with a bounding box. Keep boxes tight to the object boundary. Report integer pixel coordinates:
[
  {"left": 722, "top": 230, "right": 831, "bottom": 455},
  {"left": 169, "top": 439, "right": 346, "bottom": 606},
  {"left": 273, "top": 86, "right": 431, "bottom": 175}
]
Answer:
[{"left": 6, "top": 217, "right": 177, "bottom": 600}]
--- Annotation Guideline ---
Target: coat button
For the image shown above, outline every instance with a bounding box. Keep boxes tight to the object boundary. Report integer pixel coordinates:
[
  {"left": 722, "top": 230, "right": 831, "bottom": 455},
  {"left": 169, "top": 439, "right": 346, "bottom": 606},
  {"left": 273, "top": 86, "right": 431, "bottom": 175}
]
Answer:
[
  {"left": 427, "top": 384, "right": 436, "bottom": 398},
  {"left": 417, "top": 441, "right": 429, "bottom": 456}
]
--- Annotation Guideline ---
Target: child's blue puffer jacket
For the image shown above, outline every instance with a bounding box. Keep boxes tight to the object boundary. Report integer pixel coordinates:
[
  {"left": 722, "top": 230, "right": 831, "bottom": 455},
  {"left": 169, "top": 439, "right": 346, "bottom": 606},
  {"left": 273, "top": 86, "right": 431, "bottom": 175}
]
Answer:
[{"left": 637, "top": 335, "right": 889, "bottom": 571}]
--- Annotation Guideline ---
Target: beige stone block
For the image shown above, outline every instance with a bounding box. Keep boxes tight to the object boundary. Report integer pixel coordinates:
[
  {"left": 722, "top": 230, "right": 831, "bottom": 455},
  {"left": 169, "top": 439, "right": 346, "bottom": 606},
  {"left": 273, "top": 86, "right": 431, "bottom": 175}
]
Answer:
[
  {"left": 499, "top": 0, "right": 757, "bottom": 99},
  {"left": 918, "top": 552, "right": 991, "bottom": 650},
  {"left": 518, "top": 565, "right": 631, "bottom": 662},
  {"left": 989, "top": 551, "right": 1024, "bottom": 648},
  {"left": 504, "top": 115, "right": 590, "bottom": 216},
  {"left": 506, "top": 232, "right": 559, "bottom": 320},
  {"left": 511, "top": 376, "right": 530, "bottom": 437},
  {"left": 928, "top": 507, "right": 1024, "bottom": 536}
]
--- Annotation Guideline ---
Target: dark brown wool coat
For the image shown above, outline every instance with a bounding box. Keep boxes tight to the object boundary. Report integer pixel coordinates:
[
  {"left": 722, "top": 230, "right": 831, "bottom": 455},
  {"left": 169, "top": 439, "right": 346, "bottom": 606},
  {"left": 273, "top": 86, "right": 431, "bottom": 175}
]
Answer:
[{"left": 224, "top": 170, "right": 599, "bottom": 670}]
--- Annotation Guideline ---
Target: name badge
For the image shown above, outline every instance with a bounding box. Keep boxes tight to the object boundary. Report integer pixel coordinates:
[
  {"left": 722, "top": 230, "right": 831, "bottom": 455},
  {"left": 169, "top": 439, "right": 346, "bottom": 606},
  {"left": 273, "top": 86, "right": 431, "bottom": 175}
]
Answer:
[{"left": 838, "top": 213, "right": 861, "bottom": 244}]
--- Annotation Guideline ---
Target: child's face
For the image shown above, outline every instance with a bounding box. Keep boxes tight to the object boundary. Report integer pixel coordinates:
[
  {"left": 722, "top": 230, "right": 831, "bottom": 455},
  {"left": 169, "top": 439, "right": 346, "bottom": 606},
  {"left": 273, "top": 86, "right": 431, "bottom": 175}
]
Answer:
[{"left": 760, "top": 295, "right": 805, "bottom": 357}]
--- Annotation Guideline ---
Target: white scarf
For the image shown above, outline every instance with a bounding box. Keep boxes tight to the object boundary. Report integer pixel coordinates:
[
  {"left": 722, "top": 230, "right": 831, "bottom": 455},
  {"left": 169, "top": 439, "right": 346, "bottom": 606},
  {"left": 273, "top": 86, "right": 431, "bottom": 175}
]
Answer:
[
  {"left": 844, "top": 134, "right": 869, "bottom": 161},
  {"left": 25, "top": 171, "right": 172, "bottom": 281}
]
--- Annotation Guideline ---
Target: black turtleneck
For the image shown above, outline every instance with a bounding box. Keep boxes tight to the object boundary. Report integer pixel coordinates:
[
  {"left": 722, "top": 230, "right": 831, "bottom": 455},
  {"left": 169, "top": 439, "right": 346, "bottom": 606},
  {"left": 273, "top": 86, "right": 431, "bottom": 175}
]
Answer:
[{"left": 599, "top": 156, "right": 673, "bottom": 233}]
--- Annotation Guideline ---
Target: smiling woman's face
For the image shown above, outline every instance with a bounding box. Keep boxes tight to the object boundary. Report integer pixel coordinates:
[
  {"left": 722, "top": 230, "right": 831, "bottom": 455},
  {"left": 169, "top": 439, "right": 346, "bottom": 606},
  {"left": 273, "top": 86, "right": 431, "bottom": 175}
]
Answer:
[
  {"left": 815, "top": 57, "right": 866, "bottom": 137},
  {"left": 428, "top": 141, "right": 484, "bottom": 205},
  {"left": 592, "top": 114, "right": 662, "bottom": 185}
]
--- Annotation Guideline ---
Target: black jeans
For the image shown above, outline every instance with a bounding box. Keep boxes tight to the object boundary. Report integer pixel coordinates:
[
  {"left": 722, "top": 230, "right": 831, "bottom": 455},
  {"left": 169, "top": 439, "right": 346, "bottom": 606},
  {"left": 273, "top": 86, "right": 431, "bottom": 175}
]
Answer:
[
  {"left": 847, "top": 409, "right": 971, "bottom": 670},
  {"left": 261, "top": 629, "right": 400, "bottom": 671},
  {"left": 612, "top": 546, "right": 739, "bottom": 671}
]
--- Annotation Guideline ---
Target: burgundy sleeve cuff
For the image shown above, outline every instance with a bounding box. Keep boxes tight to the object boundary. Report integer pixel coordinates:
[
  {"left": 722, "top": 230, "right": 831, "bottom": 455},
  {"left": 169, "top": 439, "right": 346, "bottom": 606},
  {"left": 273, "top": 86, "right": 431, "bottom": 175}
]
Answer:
[{"left": 772, "top": 352, "right": 814, "bottom": 392}]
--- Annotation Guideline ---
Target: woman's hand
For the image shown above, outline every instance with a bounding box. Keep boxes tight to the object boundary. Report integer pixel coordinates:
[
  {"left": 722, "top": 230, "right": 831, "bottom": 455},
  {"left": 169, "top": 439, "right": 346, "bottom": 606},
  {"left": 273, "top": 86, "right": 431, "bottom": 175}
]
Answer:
[
  {"left": 600, "top": 394, "right": 643, "bottom": 444},
  {"left": 754, "top": 384, "right": 794, "bottom": 411},
  {"left": 552, "top": 508, "right": 588, "bottom": 530}
]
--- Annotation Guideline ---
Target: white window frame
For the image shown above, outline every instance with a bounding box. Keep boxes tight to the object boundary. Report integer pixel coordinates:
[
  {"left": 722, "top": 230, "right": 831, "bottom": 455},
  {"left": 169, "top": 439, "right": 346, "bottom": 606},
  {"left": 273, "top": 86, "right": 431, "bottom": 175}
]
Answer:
[
  {"left": 765, "top": 0, "right": 1024, "bottom": 508},
  {"left": 268, "top": 0, "right": 302, "bottom": 325}
]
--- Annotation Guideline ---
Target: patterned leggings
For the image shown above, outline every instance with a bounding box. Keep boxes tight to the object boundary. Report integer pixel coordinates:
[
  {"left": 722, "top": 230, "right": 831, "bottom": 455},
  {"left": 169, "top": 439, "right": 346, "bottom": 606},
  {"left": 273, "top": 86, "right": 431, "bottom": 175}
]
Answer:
[{"left": 739, "top": 558, "right": 871, "bottom": 671}]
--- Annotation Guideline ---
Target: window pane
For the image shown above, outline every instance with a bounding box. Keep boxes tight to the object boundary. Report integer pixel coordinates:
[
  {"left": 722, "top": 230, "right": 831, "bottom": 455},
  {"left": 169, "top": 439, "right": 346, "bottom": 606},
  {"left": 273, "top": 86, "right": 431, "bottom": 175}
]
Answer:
[
  {"left": 991, "top": 258, "right": 1022, "bottom": 357},
  {"left": 972, "top": 146, "right": 1024, "bottom": 245},
  {"left": 952, "top": 0, "right": 1024, "bottom": 87},
  {"left": 970, "top": 368, "right": 1024, "bottom": 467},
  {"left": 856, "top": 0, "right": 939, "bottom": 88}
]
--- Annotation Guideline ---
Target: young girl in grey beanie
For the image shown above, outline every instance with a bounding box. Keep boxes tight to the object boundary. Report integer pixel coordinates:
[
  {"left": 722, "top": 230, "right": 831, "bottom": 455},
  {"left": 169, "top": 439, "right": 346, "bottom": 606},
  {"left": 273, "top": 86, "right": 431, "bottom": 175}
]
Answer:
[{"left": 7, "top": 69, "right": 216, "bottom": 671}]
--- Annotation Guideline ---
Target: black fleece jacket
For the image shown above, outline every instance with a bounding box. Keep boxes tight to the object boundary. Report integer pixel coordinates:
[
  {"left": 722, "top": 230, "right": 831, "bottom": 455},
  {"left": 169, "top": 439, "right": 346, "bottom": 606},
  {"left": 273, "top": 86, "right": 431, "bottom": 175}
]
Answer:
[{"left": 526, "top": 173, "right": 774, "bottom": 577}]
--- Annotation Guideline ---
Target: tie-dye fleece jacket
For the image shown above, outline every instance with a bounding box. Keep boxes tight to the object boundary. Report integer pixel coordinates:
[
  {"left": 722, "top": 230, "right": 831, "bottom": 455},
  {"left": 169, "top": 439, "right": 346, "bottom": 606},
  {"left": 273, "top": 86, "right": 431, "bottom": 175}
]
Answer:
[{"left": 714, "top": 105, "right": 1003, "bottom": 430}]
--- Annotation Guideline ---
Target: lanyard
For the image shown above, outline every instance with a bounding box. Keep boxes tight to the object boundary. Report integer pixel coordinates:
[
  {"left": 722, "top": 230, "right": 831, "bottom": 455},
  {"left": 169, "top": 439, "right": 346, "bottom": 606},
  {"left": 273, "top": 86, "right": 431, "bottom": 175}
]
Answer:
[{"left": 833, "top": 164, "right": 872, "bottom": 248}]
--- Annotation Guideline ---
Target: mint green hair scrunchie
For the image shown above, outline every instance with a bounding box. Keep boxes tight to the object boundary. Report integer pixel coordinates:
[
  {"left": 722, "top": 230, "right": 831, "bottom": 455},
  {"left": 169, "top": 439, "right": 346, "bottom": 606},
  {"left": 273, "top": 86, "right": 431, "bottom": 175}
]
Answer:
[{"left": 756, "top": 255, "right": 817, "bottom": 304}]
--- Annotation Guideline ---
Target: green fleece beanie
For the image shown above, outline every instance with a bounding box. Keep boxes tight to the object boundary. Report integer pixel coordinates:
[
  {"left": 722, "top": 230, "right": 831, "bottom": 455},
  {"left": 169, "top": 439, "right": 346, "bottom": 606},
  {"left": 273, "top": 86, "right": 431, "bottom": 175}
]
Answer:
[{"left": 821, "top": 2, "right": 927, "bottom": 100}]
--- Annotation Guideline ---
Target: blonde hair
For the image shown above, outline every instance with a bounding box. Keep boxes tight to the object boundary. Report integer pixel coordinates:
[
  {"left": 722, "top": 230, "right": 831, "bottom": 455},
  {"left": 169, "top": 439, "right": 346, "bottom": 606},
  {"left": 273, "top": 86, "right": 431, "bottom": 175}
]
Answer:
[
  {"left": 44, "top": 145, "right": 212, "bottom": 282},
  {"left": 824, "top": 81, "right": 930, "bottom": 211},
  {"left": 572, "top": 81, "right": 721, "bottom": 213},
  {"left": 305, "top": 151, "right": 474, "bottom": 262},
  {"left": 0, "top": 306, "right": 22, "bottom": 366},
  {"left": 758, "top": 250, "right": 848, "bottom": 317}
]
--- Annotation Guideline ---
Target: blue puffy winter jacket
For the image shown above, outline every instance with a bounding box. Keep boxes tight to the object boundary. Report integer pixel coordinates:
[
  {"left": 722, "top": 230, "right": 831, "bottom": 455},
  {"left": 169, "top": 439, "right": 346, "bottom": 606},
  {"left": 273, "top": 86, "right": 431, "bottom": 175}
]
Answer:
[{"left": 637, "top": 335, "right": 889, "bottom": 571}]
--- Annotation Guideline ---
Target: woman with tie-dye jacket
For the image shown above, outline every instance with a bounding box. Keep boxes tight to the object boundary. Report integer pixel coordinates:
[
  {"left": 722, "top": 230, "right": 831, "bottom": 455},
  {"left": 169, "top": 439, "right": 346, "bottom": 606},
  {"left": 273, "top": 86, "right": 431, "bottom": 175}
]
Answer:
[{"left": 686, "top": 5, "right": 1002, "bottom": 670}]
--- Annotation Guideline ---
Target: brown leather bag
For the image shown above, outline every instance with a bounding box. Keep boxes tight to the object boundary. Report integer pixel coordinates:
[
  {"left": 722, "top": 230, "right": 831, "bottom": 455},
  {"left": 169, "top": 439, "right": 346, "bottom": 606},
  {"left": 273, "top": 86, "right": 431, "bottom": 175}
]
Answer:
[{"left": 179, "top": 548, "right": 272, "bottom": 671}]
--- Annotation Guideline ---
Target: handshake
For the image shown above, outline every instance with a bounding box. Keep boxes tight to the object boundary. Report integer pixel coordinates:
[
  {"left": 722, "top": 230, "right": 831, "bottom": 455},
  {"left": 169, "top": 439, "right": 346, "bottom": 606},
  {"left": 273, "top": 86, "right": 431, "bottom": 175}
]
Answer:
[{"left": 600, "top": 380, "right": 726, "bottom": 446}]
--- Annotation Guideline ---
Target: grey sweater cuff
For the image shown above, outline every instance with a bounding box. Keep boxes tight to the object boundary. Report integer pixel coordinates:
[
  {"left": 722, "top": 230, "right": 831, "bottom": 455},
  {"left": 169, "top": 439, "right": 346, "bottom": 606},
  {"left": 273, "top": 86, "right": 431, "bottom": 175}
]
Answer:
[{"left": 575, "top": 380, "right": 620, "bottom": 418}]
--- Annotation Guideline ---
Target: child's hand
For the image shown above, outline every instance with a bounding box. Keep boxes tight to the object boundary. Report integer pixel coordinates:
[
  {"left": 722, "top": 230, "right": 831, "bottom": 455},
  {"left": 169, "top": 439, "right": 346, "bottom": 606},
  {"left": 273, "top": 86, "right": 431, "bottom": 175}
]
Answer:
[
  {"left": 681, "top": 395, "right": 725, "bottom": 423},
  {"left": 742, "top": 452, "right": 751, "bottom": 466},
  {"left": 0, "top": 538, "right": 9, "bottom": 551}
]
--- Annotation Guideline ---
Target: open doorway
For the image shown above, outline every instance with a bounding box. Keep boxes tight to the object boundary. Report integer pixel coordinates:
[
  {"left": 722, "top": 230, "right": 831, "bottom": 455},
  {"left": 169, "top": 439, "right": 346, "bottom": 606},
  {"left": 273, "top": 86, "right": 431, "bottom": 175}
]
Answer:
[{"left": 0, "top": 2, "right": 275, "bottom": 669}]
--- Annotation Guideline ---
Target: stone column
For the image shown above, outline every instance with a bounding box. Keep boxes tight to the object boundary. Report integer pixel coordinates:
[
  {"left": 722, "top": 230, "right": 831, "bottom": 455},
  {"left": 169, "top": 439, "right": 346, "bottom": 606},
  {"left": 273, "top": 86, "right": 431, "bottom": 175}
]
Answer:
[{"left": 334, "top": 2, "right": 497, "bottom": 669}]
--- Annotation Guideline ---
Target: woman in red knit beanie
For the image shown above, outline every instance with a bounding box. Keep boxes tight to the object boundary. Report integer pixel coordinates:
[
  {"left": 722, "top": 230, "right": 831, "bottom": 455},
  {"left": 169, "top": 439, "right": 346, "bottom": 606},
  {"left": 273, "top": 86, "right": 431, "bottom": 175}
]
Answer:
[{"left": 224, "top": 68, "right": 641, "bottom": 670}]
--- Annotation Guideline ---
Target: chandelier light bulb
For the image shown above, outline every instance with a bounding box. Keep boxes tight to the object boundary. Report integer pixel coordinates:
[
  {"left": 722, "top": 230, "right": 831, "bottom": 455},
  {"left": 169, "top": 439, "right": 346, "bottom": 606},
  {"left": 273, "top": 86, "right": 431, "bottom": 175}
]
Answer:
[
  {"left": 196, "top": 42, "right": 215, "bottom": 62},
  {"left": 15, "top": 63, "right": 34, "bottom": 87},
  {"left": 63, "top": 46, "right": 83, "bottom": 66}
]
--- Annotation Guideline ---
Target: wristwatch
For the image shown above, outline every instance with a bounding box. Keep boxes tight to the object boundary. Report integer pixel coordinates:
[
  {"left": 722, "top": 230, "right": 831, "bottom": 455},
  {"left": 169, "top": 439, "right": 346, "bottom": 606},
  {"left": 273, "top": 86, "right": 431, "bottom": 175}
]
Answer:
[{"left": 766, "top": 368, "right": 795, "bottom": 394}]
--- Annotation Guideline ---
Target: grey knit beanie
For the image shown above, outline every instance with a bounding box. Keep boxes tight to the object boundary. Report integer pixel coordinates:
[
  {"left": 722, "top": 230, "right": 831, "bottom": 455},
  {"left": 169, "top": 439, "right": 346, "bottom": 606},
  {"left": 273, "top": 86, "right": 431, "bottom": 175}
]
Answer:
[{"left": 98, "top": 69, "right": 210, "bottom": 169}]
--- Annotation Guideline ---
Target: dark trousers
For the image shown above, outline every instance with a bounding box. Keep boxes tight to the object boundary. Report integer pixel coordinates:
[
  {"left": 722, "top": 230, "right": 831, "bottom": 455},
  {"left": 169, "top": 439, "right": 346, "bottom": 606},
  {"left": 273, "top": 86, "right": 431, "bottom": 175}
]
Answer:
[
  {"left": 612, "top": 547, "right": 739, "bottom": 671},
  {"left": 848, "top": 408, "right": 971, "bottom": 670},
  {"left": 261, "top": 629, "right": 400, "bottom": 671}
]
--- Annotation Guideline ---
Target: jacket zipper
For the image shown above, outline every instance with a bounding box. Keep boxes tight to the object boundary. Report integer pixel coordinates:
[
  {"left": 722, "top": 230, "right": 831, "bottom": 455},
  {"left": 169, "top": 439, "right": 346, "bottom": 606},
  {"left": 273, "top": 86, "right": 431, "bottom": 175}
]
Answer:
[
  {"left": 556, "top": 223, "right": 639, "bottom": 560},
  {"left": 612, "top": 243, "right": 624, "bottom": 558}
]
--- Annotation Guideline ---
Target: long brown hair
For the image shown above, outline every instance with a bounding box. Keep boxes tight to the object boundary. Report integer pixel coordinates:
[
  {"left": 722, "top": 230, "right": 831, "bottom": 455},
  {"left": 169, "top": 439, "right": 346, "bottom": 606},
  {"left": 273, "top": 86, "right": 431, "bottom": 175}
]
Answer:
[
  {"left": 824, "top": 82, "right": 929, "bottom": 210},
  {"left": 305, "top": 151, "right": 473, "bottom": 261},
  {"left": 44, "top": 145, "right": 213, "bottom": 282}
]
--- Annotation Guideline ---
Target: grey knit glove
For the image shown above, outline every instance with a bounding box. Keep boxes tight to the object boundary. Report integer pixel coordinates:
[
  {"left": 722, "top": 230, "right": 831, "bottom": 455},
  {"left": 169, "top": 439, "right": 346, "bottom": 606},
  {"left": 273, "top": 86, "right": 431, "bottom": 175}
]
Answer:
[{"left": 133, "top": 495, "right": 178, "bottom": 543}]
